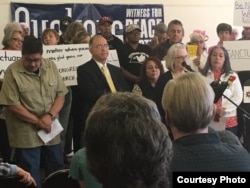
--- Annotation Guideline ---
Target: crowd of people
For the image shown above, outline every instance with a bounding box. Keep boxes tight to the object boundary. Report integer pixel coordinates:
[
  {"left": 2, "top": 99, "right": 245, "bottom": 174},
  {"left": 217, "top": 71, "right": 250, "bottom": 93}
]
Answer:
[{"left": 0, "top": 16, "right": 250, "bottom": 188}]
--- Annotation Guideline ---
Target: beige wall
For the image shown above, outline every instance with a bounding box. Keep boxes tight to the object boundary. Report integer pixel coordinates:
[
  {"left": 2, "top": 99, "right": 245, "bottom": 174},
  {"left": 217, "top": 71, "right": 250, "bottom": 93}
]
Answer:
[{"left": 0, "top": 0, "right": 239, "bottom": 48}]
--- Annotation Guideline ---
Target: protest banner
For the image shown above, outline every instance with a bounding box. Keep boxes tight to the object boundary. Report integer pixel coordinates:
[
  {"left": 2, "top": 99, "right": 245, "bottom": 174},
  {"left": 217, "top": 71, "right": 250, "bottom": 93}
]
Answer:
[
  {"left": 11, "top": 3, "right": 164, "bottom": 44},
  {"left": 0, "top": 44, "right": 119, "bottom": 86},
  {"left": 224, "top": 40, "right": 250, "bottom": 71}
]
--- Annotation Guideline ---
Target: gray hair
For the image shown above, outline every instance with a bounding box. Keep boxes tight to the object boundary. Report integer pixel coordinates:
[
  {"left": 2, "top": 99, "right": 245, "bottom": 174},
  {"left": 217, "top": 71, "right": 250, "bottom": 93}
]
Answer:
[
  {"left": 162, "top": 72, "right": 214, "bottom": 133},
  {"left": 189, "top": 32, "right": 205, "bottom": 43},
  {"left": 63, "top": 21, "right": 88, "bottom": 44},
  {"left": 155, "top": 22, "right": 167, "bottom": 34},
  {"left": 85, "top": 92, "right": 172, "bottom": 188},
  {"left": 164, "top": 43, "right": 186, "bottom": 71},
  {"left": 2, "top": 22, "right": 23, "bottom": 47},
  {"left": 88, "top": 34, "right": 105, "bottom": 48},
  {"left": 3, "top": 22, "right": 23, "bottom": 35}
]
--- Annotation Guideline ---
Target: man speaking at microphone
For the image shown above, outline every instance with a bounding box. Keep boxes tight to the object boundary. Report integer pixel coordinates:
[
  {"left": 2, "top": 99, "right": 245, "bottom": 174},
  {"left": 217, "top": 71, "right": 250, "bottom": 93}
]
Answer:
[{"left": 200, "top": 46, "right": 242, "bottom": 137}]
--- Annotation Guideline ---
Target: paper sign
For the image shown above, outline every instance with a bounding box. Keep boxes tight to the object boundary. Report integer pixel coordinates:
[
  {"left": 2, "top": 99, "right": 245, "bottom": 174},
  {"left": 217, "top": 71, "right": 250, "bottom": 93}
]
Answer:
[
  {"left": 186, "top": 44, "right": 197, "bottom": 57},
  {"left": 224, "top": 40, "right": 250, "bottom": 71},
  {"left": 209, "top": 116, "right": 226, "bottom": 131},
  {"left": 234, "top": 0, "right": 250, "bottom": 26},
  {"left": 0, "top": 44, "right": 120, "bottom": 86}
]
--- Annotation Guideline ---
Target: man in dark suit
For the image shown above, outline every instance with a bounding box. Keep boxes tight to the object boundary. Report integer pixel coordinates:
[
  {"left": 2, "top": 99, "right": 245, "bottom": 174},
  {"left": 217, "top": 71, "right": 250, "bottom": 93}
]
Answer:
[{"left": 76, "top": 35, "right": 129, "bottom": 149}]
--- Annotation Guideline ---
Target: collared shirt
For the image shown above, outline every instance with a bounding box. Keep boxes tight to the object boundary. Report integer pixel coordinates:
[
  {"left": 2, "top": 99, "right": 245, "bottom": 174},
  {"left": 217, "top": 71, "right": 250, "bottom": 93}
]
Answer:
[
  {"left": 0, "top": 58, "right": 68, "bottom": 148},
  {"left": 171, "top": 133, "right": 250, "bottom": 171},
  {"left": 69, "top": 148, "right": 102, "bottom": 188},
  {"left": 205, "top": 71, "right": 243, "bottom": 118},
  {"left": 94, "top": 60, "right": 112, "bottom": 77}
]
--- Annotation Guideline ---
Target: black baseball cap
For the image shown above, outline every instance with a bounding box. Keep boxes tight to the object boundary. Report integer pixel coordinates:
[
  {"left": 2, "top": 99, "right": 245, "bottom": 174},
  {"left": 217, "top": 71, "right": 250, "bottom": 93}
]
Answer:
[{"left": 60, "top": 16, "right": 73, "bottom": 32}]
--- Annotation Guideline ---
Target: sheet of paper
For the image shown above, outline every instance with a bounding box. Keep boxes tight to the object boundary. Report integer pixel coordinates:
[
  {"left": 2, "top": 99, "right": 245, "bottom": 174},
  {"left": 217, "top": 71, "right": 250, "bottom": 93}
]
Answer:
[
  {"left": 37, "top": 118, "right": 63, "bottom": 144},
  {"left": 208, "top": 116, "right": 226, "bottom": 131}
]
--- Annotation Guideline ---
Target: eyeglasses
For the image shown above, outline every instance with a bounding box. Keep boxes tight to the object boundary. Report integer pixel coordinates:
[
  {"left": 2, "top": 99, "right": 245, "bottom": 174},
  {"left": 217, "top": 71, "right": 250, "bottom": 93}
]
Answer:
[
  {"left": 24, "top": 58, "right": 41, "bottom": 64},
  {"left": 128, "top": 31, "right": 141, "bottom": 36},
  {"left": 175, "top": 55, "right": 189, "bottom": 60},
  {"left": 95, "top": 44, "right": 109, "bottom": 49},
  {"left": 11, "top": 38, "right": 24, "bottom": 43}
]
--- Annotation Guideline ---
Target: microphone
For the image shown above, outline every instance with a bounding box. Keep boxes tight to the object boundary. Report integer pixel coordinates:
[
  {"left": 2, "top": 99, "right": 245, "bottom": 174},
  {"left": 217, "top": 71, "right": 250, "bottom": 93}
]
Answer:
[
  {"left": 182, "top": 62, "right": 194, "bottom": 72},
  {"left": 210, "top": 80, "right": 228, "bottom": 103},
  {"left": 210, "top": 75, "right": 237, "bottom": 103}
]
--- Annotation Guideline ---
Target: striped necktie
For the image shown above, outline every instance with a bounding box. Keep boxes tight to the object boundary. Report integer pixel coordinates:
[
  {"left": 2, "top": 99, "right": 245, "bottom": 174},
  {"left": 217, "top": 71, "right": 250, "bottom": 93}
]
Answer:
[{"left": 101, "top": 66, "right": 116, "bottom": 93}]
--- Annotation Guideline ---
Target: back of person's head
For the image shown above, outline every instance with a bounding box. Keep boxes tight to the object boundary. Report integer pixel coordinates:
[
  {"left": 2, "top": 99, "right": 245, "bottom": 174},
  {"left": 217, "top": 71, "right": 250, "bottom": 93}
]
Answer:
[
  {"left": 155, "top": 22, "right": 167, "bottom": 34},
  {"left": 22, "top": 36, "right": 43, "bottom": 55},
  {"left": 139, "top": 56, "right": 164, "bottom": 82},
  {"left": 164, "top": 43, "right": 186, "bottom": 71},
  {"left": 64, "top": 21, "right": 88, "bottom": 44},
  {"left": 73, "top": 31, "right": 91, "bottom": 44},
  {"left": 84, "top": 92, "right": 172, "bottom": 188},
  {"left": 189, "top": 30, "right": 209, "bottom": 44},
  {"left": 188, "top": 31, "right": 208, "bottom": 52},
  {"left": 216, "top": 23, "right": 232, "bottom": 35},
  {"left": 162, "top": 73, "right": 214, "bottom": 133}
]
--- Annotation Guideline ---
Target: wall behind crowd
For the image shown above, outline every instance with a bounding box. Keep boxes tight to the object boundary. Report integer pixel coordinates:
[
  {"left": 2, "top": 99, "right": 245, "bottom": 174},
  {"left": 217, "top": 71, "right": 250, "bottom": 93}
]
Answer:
[{"left": 0, "top": 0, "right": 241, "bottom": 48}]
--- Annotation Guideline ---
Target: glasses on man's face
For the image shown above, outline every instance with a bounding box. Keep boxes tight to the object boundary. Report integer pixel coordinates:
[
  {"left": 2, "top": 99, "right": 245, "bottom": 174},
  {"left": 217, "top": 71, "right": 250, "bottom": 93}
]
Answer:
[
  {"left": 95, "top": 44, "right": 109, "bottom": 49},
  {"left": 129, "top": 31, "right": 141, "bottom": 36},
  {"left": 175, "top": 55, "right": 189, "bottom": 60},
  {"left": 24, "top": 58, "right": 41, "bottom": 64},
  {"left": 11, "top": 38, "right": 24, "bottom": 44}
]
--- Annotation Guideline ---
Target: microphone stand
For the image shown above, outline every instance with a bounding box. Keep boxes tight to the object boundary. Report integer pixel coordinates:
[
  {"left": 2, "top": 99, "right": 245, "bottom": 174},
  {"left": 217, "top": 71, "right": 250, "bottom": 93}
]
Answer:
[{"left": 222, "top": 94, "right": 250, "bottom": 148}]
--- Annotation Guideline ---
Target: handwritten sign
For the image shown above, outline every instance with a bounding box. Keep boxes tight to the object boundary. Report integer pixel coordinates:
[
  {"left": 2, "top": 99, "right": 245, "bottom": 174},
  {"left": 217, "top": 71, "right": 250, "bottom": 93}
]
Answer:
[
  {"left": 234, "top": 0, "right": 250, "bottom": 26},
  {"left": 224, "top": 40, "right": 250, "bottom": 71},
  {"left": 0, "top": 44, "right": 119, "bottom": 86},
  {"left": 0, "top": 50, "right": 22, "bottom": 75}
]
